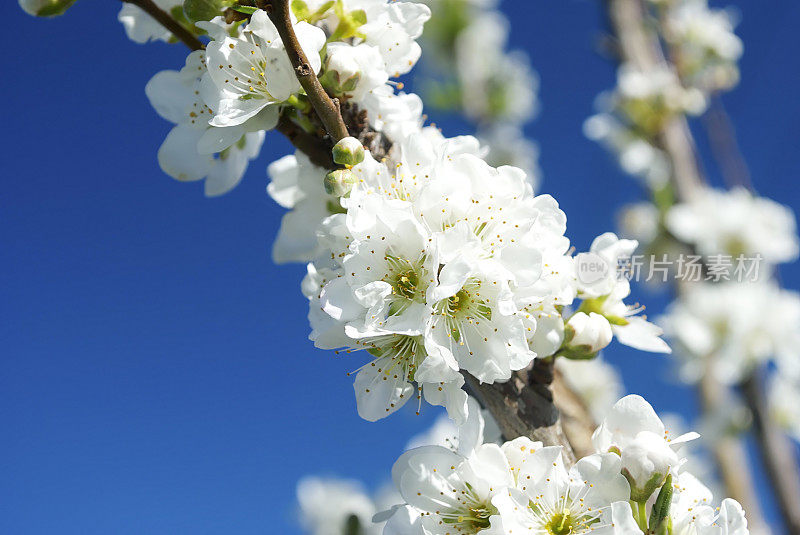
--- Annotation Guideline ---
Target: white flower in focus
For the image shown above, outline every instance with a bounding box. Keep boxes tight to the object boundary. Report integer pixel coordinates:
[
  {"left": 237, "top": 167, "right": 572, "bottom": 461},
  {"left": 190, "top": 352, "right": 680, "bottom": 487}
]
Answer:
[
  {"left": 668, "top": 472, "right": 749, "bottom": 535},
  {"left": 297, "top": 477, "right": 382, "bottom": 535},
  {"left": 303, "top": 0, "right": 431, "bottom": 76},
  {"left": 666, "top": 186, "right": 799, "bottom": 267},
  {"left": 323, "top": 42, "right": 389, "bottom": 100},
  {"left": 494, "top": 444, "right": 637, "bottom": 535},
  {"left": 202, "top": 10, "right": 326, "bottom": 128},
  {"left": 388, "top": 443, "right": 513, "bottom": 534},
  {"left": 593, "top": 395, "right": 698, "bottom": 501},
  {"left": 146, "top": 50, "right": 265, "bottom": 196},
  {"left": 659, "top": 281, "right": 800, "bottom": 384},
  {"left": 555, "top": 357, "right": 624, "bottom": 423},
  {"left": 119, "top": 0, "right": 183, "bottom": 43},
  {"left": 577, "top": 233, "right": 671, "bottom": 353}
]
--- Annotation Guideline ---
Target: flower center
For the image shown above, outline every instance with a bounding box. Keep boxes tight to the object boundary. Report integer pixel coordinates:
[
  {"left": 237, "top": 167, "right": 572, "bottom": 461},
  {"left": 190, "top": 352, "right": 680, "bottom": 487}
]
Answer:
[{"left": 545, "top": 511, "right": 580, "bottom": 535}]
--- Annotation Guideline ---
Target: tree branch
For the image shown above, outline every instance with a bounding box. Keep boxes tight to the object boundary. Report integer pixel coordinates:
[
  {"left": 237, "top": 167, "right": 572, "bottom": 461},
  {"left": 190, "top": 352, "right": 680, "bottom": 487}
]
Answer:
[
  {"left": 466, "top": 359, "right": 577, "bottom": 465},
  {"left": 267, "top": 0, "right": 350, "bottom": 143},
  {"left": 741, "top": 369, "right": 800, "bottom": 534},
  {"left": 605, "top": 0, "right": 703, "bottom": 201},
  {"left": 699, "top": 369, "right": 769, "bottom": 535},
  {"left": 121, "top": 0, "right": 205, "bottom": 51}
]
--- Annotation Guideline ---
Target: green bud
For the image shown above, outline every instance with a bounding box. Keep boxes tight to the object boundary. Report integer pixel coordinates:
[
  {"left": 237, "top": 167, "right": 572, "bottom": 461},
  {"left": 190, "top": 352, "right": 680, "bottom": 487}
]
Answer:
[
  {"left": 19, "top": 0, "right": 77, "bottom": 17},
  {"left": 332, "top": 137, "right": 365, "bottom": 167},
  {"left": 183, "top": 0, "right": 231, "bottom": 23},
  {"left": 344, "top": 514, "right": 363, "bottom": 535},
  {"left": 624, "top": 469, "right": 666, "bottom": 503},
  {"left": 648, "top": 474, "right": 674, "bottom": 534},
  {"left": 324, "top": 169, "right": 357, "bottom": 196}
]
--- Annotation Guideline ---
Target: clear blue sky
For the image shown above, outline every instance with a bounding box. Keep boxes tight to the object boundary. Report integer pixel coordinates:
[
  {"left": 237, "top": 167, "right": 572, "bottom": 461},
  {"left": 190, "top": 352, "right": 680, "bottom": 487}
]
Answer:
[{"left": 2, "top": 0, "right": 800, "bottom": 533}]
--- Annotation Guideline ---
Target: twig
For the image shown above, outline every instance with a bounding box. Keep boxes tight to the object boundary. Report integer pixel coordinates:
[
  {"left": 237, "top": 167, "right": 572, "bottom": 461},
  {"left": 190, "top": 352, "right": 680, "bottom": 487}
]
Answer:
[
  {"left": 121, "top": 0, "right": 204, "bottom": 51},
  {"left": 742, "top": 369, "right": 800, "bottom": 534},
  {"left": 702, "top": 97, "right": 753, "bottom": 191},
  {"left": 267, "top": 0, "right": 350, "bottom": 143}
]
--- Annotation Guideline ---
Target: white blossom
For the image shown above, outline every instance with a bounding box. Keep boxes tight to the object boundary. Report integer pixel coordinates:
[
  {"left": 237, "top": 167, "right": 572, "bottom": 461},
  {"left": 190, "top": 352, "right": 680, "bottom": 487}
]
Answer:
[
  {"left": 577, "top": 233, "right": 671, "bottom": 353},
  {"left": 663, "top": 0, "right": 743, "bottom": 92},
  {"left": 455, "top": 12, "right": 538, "bottom": 124},
  {"left": 297, "top": 477, "right": 383, "bottom": 535},
  {"left": 388, "top": 442, "right": 514, "bottom": 534},
  {"left": 660, "top": 280, "right": 800, "bottom": 384},
  {"left": 593, "top": 395, "right": 699, "bottom": 501},
  {"left": 19, "top": 0, "right": 75, "bottom": 17},
  {"left": 146, "top": 50, "right": 265, "bottom": 196},
  {"left": 666, "top": 187, "right": 799, "bottom": 267},
  {"left": 201, "top": 10, "right": 326, "bottom": 129},
  {"left": 302, "top": 0, "right": 431, "bottom": 77},
  {"left": 494, "top": 444, "right": 637, "bottom": 535}
]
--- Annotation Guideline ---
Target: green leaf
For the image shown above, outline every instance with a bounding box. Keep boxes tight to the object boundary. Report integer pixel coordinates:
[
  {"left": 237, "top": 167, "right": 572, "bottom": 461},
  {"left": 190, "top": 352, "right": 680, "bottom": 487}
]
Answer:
[
  {"left": 183, "top": 0, "right": 229, "bottom": 23},
  {"left": 648, "top": 474, "right": 674, "bottom": 533},
  {"left": 231, "top": 5, "right": 258, "bottom": 14}
]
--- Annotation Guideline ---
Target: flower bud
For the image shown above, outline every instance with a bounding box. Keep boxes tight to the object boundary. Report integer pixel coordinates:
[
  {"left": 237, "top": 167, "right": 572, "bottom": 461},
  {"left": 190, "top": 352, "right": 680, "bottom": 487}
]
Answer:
[
  {"left": 620, "top": 431, "right": 678, "bottom": 502},
  {"left": 19, "top": 0, "right": 76, "bottom": 17},
  {"left": 332, "top": 137, "right": 365, "bottom": 167},
  {"left": 324, "top": 169, "right": 357, "bottom": 197},
  {"left": 563, "top": 312, "right": 612, "bottom": 358}
]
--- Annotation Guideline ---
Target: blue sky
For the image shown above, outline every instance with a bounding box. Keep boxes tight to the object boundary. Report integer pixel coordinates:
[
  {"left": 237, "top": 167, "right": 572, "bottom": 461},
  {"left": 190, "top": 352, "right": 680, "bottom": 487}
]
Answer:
[{"left": 2, "top": 0, "right": 800, "bottom": 533}]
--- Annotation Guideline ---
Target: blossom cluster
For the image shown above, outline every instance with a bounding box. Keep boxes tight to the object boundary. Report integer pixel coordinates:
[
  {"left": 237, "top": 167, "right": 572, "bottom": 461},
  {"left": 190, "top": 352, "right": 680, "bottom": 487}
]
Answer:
[
  {"left": 299, "top": 131, "right": 669, "bottom": 422},
  {"left": 585, "top": 0, "right": 741, "bottom": 188},
  {"left": 132, "top": 0, "right": 432, "bottom": 196},
  {"left": 383, "top": 395, "right": 747, "bottom": 535}
]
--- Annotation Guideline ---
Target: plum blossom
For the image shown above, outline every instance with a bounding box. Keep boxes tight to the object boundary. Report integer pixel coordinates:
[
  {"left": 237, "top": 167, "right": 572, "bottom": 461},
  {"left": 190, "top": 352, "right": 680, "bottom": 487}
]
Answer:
[
  {"left": 665, "top": 186, "right": 799, "bottom": 268},
  {"left": 660, "top": 280, "right": 800, "bottom": 384},
  {"left": 494, "top": 444, "right": 638, "bottom": 535},
  {"left": 593, "top": 395, "right": 699, "bottom": 501},
  {"left": 146, "top": 50, "right": 265, "bottom": 196},
  {"left": 387, "top": 442, "right": 515, "bottom": 534},
  {"left": 201, "top": 10, "right": 326, "bottom": 129},
  {"left": 297, "top": 477, "right": 384, "bottom": 535},
  {"left": 576, "top": 233, "right": 671, "bottom": 353}
]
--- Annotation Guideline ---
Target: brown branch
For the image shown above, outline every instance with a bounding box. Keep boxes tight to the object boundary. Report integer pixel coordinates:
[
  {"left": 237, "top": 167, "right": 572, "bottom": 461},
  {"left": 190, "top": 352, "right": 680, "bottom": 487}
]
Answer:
[
  {"left": 702, "top": 97, "right": 753, "bottom": 191},
  {"left": 699, "top": 370, "right": 769, "bottom": 535},
  {"left": 466, "top": 359, "right": 577, "bottom": 465},
  {"left": 266, "top": 0, "right": 350, "bottom": 143},
  {"left": 741, "top": 370, "right": 800, "bottom": 534},
  {"left": 605, "top": 0, "right": 703, "bottom": 200},
  {"left": 121, "top": 0, "right": 205, "bottom": 51},
  {"left": 276, "top": 114, "right": 335, "bottom": 169}
]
